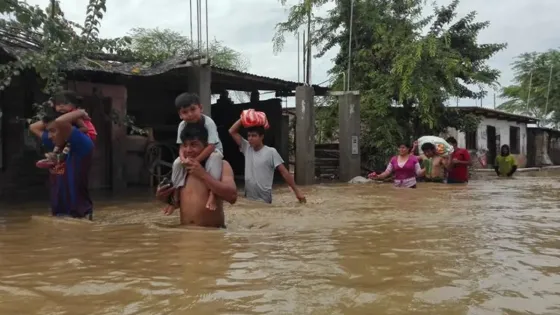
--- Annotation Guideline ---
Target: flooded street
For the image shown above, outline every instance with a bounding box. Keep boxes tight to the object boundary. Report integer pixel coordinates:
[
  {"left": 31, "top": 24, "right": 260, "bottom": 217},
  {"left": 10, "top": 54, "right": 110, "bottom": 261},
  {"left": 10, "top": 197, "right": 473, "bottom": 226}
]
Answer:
[{"left": 1, "top": 172, "right": 560, "bottom": 314}]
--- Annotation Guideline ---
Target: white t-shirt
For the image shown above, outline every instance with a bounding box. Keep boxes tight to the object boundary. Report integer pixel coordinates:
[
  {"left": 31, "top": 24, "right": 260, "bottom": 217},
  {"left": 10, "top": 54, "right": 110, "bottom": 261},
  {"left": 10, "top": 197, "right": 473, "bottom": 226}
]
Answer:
[{"left": 176, "top": 114, "right": 223, "bottom": 153}]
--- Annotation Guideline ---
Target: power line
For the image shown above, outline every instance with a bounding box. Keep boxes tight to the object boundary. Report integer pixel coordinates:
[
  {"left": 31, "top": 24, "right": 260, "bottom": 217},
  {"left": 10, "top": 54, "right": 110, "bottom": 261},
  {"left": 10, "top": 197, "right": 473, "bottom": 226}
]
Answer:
[
  {"left": 543, "top": 63, "right": 554, "bottom": 125},
  {"left": 317, "top": 76, "right": 335, "bottom": 86}
]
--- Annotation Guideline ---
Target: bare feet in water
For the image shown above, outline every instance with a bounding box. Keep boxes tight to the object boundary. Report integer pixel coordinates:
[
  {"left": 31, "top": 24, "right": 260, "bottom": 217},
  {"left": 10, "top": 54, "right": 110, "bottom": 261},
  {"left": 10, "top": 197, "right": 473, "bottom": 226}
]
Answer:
[
  {"left": 205, "top": 192, "right": 216, "bottom": 211},
  {"left": 162, "top": 204, "right": 176, "bottom": 215},
  {"left": 162, "top": 189, "right": 179, "bottom": 215}
]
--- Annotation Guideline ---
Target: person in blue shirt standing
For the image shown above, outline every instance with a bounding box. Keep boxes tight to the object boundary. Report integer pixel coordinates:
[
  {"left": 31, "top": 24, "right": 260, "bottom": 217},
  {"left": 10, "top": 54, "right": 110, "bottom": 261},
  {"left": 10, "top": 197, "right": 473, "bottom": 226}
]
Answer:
[{"left": 30, "top": 106, "right": 94, "bottom": 219}]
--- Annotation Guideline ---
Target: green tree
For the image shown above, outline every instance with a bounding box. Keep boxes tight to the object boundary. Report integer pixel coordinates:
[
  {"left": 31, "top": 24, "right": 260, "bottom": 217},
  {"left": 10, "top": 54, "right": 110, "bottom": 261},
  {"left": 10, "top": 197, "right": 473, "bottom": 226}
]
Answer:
[
  {"left": 498, "top": 49, "right": 560, "bottom": 127},
  {"left": 0, "top": 0, "right": 133, "bottom": 94},
  {"left": 273, "top": 0, "right": 503, "bottom": 168},
  {"left": 127, "top": 28, "right": 249, "bottom": 71},
  {"left": 0, "top": 0, "right": 149, "bottom": 133}
]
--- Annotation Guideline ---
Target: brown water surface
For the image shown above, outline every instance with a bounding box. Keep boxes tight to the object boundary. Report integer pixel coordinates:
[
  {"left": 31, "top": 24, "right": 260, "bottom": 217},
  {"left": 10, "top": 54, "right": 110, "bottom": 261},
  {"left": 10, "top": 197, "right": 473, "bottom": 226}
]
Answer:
[{"left": 1, "top": 172, "right": 560, "bottom": 314}]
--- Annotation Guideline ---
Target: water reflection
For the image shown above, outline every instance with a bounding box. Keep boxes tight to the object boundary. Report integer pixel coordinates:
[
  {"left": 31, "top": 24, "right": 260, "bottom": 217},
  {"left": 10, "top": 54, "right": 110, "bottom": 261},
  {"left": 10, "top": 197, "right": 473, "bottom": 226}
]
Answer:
[{"left": 0, "top": 172, "right": 560, "bottom": 314}]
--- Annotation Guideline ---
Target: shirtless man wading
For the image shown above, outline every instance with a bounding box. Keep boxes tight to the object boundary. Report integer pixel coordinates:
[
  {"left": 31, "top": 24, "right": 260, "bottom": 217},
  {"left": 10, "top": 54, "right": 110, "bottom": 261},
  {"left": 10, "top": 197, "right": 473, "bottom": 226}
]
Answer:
[
  {"left": 420, "top": 142, "right": 449, "bottom": 183},
  {"left": 155, "top": 123, "right": 237, "bottom": 228}
]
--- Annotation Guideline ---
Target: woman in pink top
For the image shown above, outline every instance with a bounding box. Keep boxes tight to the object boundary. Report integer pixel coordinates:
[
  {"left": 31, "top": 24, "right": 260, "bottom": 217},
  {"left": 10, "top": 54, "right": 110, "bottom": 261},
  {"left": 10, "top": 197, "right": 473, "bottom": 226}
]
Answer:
[{"left": 369, "top": 143, "right": 424, "bottom": 188}]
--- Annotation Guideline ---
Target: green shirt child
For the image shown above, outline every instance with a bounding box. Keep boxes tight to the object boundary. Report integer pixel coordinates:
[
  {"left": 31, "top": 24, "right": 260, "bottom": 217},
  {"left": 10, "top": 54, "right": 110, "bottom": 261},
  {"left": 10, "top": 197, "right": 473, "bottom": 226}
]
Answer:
[{"left": 494, "top": 144, "right": 517, "bottom": 177}]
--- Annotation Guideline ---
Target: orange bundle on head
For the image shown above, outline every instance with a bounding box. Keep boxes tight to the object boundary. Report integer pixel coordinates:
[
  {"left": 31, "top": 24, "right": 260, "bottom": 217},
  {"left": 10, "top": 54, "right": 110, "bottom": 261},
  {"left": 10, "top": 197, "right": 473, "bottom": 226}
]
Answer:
[{"left": 241, "top": 109, "right": 270, "bottom": 129}]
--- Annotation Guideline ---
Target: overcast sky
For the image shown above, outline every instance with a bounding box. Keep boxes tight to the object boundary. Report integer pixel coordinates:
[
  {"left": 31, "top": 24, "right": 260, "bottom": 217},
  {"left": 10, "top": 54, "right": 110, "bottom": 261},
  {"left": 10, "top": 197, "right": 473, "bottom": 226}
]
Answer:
[{"left": 25, "top": 0, "right": 560, "bottom": 107}]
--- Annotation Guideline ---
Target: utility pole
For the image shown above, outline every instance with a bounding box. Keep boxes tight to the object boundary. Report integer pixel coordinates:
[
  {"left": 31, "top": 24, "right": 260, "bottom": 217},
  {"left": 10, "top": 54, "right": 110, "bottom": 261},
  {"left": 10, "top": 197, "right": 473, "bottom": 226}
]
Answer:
[
  {"left": 297, "top": 32, "right": 300, "bottom": 82},
  {"left": 305, "top": 9, "right": 312, "bottom": 84},
  {"left": 544, "top": 64, "right": 554, "bottom": 126},
  {"left": 50, "top": 0, "right": 56, "bottom": 18},
  {"left": 347, "top": 0, "right": 355, "bottom": 90},
  {"left": 205, "top": 0, "right": 209, "bottom": 56},
  {"left": 302, "top": 32, "right": 306, "bottom": 83},
  {"left": 526, "top": 70, "right": 533, "bottom": 113},
  {"left": 189, "top": 0, "right": 193, "bottom": 44}
]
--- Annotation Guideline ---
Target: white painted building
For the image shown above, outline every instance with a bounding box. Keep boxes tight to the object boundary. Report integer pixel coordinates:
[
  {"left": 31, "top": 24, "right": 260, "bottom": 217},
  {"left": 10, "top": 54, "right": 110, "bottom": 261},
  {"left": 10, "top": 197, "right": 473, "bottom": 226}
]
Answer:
[{"left": 444, "top": 107, "right": 538, "bottom": 168}]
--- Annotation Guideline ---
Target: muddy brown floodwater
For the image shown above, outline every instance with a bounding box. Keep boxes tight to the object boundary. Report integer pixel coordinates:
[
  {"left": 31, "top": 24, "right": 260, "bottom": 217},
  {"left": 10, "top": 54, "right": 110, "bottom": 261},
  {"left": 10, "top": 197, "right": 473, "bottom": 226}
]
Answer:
[{"left": 1, "top": 172, "right": 560, "bottom": 315}]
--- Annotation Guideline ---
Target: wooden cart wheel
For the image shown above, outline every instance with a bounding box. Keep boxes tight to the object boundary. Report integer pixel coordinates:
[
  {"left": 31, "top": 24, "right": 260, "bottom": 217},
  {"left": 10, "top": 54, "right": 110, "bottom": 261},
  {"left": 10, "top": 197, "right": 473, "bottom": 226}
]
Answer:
[{"left": 144, "top": 141, "right": 178, "bottom": 179}]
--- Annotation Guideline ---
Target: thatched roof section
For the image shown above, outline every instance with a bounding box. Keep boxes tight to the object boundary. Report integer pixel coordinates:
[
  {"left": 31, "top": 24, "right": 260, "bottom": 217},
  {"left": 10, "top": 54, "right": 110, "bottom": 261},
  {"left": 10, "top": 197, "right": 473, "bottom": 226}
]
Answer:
[
  {"left": 0, "top": 40, "right": 329, "bottom": 94},
  {"left": 0, "top": 40, "right": 206, "bottom": 76},
  {"left": 64, "top": 55, "right": 203, "bottom": 77}
]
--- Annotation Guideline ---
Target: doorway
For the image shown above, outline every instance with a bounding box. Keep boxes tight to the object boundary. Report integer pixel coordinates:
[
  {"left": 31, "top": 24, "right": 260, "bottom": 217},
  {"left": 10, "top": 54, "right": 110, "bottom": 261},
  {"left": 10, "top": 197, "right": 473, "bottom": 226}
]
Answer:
[
  {"left": 486, "top": 126, "right": 497, "bottom": 167},
  {"left": 82, "top": 96, "right": 113, "bottom": 190}
]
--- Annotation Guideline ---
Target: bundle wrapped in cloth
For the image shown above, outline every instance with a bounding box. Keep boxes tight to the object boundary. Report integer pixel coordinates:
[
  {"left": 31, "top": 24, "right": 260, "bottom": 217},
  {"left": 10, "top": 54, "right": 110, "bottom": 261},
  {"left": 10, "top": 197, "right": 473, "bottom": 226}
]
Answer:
[
  {"left": 417, "top": 135, "right": 454, "bottom": 156},
  {"left": 241, "top": 109, "right": 270, "bottom": 129}
]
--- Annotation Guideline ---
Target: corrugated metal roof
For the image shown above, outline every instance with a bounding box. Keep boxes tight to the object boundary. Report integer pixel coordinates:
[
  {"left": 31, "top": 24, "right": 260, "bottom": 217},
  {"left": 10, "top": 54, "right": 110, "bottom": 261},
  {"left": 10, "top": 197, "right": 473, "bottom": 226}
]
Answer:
[
  {"left": 0, "top": 42, "right": 209, "bottom": 76},
  {"left": 527, "top": 126, "right": 560, "bottom": 133},
  {"left": 0, "top": 41, "right": 328, "bottom": 93},
  {"left": 457, "top": 106, "right": 538, "bottom": 123}
]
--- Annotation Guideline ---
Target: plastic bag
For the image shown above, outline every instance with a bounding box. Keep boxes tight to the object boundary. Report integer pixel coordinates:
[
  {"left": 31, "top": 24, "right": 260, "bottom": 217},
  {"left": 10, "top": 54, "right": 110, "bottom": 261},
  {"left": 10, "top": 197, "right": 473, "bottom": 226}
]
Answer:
[
  {"left": 241, "top": 109, "right": 270, "bottom": 129},
  {"left": 417, "top": 136, "right": 454, "bottom": 156}
]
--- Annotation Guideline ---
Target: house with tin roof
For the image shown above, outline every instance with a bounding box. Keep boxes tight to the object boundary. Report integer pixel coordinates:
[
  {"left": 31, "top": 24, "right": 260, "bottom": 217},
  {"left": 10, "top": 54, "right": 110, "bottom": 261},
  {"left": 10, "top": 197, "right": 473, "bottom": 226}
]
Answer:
[{"left": 444, "top": 107, "right": 538, "bottom": 168}]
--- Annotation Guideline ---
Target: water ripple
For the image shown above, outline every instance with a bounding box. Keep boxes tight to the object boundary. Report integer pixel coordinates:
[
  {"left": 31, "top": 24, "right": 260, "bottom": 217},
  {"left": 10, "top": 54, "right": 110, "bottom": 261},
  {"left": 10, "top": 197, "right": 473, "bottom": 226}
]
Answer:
[{"left": 0, "top": 173, "right": 560, "bottom": 314}]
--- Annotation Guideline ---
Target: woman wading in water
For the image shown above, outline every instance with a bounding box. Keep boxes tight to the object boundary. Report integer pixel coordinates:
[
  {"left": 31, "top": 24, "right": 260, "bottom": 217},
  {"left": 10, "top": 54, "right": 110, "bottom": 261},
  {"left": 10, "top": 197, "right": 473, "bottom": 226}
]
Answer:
[{"left": 369, "top": 143, "right": 424, "bottom": 188}]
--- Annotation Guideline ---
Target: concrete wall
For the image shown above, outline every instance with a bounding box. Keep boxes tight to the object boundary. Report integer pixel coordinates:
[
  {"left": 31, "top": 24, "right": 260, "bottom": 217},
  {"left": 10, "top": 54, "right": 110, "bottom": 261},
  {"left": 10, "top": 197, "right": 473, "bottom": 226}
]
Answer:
[
  {"left": 527, "top": 128, "right": 560, "bottom": 167},
  {"left": 119, "top": 82, "right": 179, "bottom": 185},
  {"left": 124, "top": 135, "right": 151, "bottom": 186},
  {"left": 551, "top": 135, "right": 560, "bottom": 165},
  {"left": 445, "top": 117, "right": 528, "bottom": 168}
]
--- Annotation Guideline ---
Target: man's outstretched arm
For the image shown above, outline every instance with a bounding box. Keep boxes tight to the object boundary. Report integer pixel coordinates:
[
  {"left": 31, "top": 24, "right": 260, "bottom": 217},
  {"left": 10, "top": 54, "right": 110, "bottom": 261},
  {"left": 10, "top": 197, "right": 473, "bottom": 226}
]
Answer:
[
  {"left": 277, "top": 163, "right": 306, "bottom": 203},
  {"left": 200, "top": 161, "right": 237, "bottom": 204}
]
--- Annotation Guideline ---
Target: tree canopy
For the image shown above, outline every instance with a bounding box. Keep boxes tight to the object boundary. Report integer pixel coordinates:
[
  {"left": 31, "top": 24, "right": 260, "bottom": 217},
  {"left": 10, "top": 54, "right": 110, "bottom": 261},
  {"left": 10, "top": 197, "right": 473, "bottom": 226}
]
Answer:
[
  {"left": 0, "top": 0, "right": 132, "bottom": 94},
  {"left": 127, "top": 27, "right": 249, "bottom": 71},
  {"left": 0, "top": 1, "right": 248, "bottom": 95},
  {"left": 273, "top": 0, "right": 505, "bottom": 168},
  {"left": 498, "top": 49, "right": 560, "bottom": 127},
  {"left": 0, "top": 0, "right": 249, "bottom": 124}
]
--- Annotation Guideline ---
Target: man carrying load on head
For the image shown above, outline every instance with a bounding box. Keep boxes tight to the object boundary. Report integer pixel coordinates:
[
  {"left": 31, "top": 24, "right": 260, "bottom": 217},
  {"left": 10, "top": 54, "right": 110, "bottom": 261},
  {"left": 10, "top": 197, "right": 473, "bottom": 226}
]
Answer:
[
  {"left": 229, "top": 109, "right": 306, "bottom": 204},
  {"left": 416, "top": 136, "right": 452, "bottom": 183}
]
